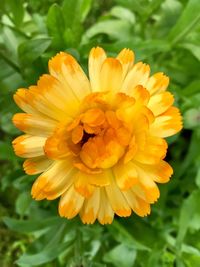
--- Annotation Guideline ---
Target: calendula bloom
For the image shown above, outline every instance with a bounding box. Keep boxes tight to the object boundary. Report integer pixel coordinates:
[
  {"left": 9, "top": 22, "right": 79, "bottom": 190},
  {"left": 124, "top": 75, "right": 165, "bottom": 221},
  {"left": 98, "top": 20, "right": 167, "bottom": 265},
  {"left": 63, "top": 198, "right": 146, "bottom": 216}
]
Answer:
[{"left": 12, "top": 47, "right": 182, "bottom": 224}]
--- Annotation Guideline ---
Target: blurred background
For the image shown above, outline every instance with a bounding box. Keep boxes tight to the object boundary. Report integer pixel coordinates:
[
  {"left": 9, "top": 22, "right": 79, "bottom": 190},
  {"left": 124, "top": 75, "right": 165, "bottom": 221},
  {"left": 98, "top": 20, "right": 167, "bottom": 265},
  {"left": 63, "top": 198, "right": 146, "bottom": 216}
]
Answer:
[{"left": 0, "top": 0, "right": 200, "bottom": 266}]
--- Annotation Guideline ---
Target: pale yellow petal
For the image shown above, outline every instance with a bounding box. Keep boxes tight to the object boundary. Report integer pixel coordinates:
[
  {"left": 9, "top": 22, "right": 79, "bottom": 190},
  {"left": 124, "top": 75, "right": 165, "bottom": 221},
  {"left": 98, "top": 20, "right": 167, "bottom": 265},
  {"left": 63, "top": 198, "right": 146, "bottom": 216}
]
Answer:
[
  {"left": 121, "top": 62, "right": 150, "bottom": 95},
  {"left": 100, "top": 58, "right": 123, "bottom": 93},
  {"left": 74, "top": 171, "right": 95, "bottom": 198},
  {"left": 59, "top": 185, "right": 84, "bottom": 219},
  {"left": 136, "top": 160, "right": 173, "bottom": 184},
  {"left": 113, "top": 161, "right": 138, "bottom": 190},
  {"left": 49, "top": 52, "right": 91, "bottom": 101},
  {"left": 148, "top": 91, "right": 174, "bottom": 116},
  {"left": 13, "top": 113, "right": 58, "bottom": 137},
  {"left": 117, "top": 48, "right": 134, "bottom": 80},
  {"left": 145, "top": 72, "right": 169, "bottom": 95},
  {"left": 31, "top": 159, "right": 75, "bottom": 200},
  {"left": 105, "top": 176, "right": 131, "bottom": 217},
  {"left": 88, "top": 47, "right": 107, "bottom": 91},
  {"left": 150, "top": 107, "right": 183, "bottom": 137},
  {"left": 98, "top": 188, "right": 114, "bottom": 224},
  {"left": 123, "top": 190, "right": 151, "bottom": 217},
  {"left": 12, "top": 135, "right": 46, "bottom": 158},
  {"left": 80, "top": 188, "right": 100, "bottom": 224},
  {"left": 23, "top": 156, "right": 53, "bottom": 175}
]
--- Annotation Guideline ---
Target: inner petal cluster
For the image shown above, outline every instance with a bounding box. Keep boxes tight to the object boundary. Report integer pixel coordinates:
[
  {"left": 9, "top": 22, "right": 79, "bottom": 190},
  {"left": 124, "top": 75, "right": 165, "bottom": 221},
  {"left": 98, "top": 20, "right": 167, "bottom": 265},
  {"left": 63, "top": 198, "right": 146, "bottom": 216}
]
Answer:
[{"left": 45, "top": 92, "right": 138, "bottom": 172}]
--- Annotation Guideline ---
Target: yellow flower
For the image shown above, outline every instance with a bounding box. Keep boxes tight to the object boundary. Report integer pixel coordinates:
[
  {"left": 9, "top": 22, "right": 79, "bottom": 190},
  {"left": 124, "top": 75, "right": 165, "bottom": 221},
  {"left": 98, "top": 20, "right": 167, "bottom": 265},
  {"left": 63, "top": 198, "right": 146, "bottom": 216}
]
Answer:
[{"left": 12, "top": 47, "right": 182, "bottom": 224}]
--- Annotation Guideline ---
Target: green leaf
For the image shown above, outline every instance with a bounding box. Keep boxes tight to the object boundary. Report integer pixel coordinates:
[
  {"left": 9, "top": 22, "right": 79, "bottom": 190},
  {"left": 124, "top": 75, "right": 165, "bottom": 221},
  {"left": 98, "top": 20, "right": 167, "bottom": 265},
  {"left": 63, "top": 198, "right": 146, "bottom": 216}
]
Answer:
[
  {"left": 179, "top": 42, "right": 200, "bottom": 61},
  {"left": 82, "top": 19, "right": 132, "bottom": 42},
  {"left": 6, "top": 0, "right": 24, "bottom": 27},
  {"left": 18, "top": 38, "right": 51, "bottom": 66},
  {"left": 103, "top": 243, "right": 137, "bottom": 267},
  {"left": 16, "top": 224, "right": 73, "bottom": 266},
  {"left": 15, "top": 191, "right": 32, "bottom": 216},
  {"left": 182, "top": 80, "right": 200, "bottom": 96},
  {"left": 3, "top": 216, "right": 65, "bottom": 233},
  {"left": 110, "top": 6, "right": 135, "bottom": 24},
  {"left": 168, "top": 0, "right": 200, "bottom": 44},
  {"left": 107, "top": 221, "right": 150, "bottom": 251},
  {"left": 79, "top": 0, "right": 93, "bottom": 22},
  {"left": 62, "top": 0, "right": 92, "bottom": 26},
  {"left": 196, "top": 168, "right": 200, "bottom": 188},
  {"left": 47, "top": 4, "right": 65, "bottom": 49},
  {"left": 176, "top": 190, "right": 200, "bottom": 248}
]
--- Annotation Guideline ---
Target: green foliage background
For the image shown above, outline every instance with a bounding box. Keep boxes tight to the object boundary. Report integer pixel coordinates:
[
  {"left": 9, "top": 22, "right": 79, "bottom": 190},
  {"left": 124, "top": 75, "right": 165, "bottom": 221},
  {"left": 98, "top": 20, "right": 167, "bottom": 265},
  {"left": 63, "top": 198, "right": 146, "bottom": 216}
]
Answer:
[{"left": 0, "top": 0, "right": 200, "bottom": 266}]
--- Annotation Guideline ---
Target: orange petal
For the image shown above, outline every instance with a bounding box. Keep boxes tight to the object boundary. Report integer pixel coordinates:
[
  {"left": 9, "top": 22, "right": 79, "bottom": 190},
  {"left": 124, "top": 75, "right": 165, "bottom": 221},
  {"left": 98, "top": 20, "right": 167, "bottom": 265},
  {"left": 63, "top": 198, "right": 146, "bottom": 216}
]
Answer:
[
  {"left": 71, "top": 125, "right": 84, "bottom": 144},
  {"left": 81, "top": 108, "right": 105, "bottom": 127}
]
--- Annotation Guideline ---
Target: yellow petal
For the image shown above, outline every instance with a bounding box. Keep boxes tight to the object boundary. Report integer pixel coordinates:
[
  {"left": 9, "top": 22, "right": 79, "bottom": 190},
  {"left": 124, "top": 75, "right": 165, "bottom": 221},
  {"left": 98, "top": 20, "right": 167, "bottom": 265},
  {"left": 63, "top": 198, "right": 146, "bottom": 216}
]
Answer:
[
  {"left": 13, "top": 88, "right": 41, "bottom": 115},
  {"left": 100, "top": 58, "right": 123, "bottom": 93},
  {"left": 145, "top": 72, "right": 169, "bottom": 95},
  {"left": 27, "top": 85, "right": 69, "bottom": 121},
  {"left": 88, "top": 46, "right": 107, "bottom": 91},
  {"left": 80, "top": 188, "right": 100, "bottom": 224},
  {"left": 117, "top": 48, "right": 134, "bottom": 79},
  {"left": 130, "top": 85, "right": 150, "bottom": 105},
  {"left": 123, "top": 190, "right": 151, "bottom": 217},
  {"left": 136, "top": 160, "right": 173, "bottom": 184},
  {"left": 49, "top": 52, "right": 91, "bottom": 101},
  {"left": 113, "top": 161, "right": 138, "bottom": 190},
  {"left": 148, "top": 91, "right": 174, "bottom": 116},
  {"left": 133, "top": 136, "right": 168, "bottom": 164},
  {"left": 150, "top": 107, "right": 183, "bottom": 137},
  {"left": 12, "top": 113, "right": 57, "bottom": 137},
  {"left": 98, "top": 188, "right": 114, "bottom": 224},
  {"left": 23, "top": 156, "right": 53, "bottom": 175},
  {"left": 12, "top": 135, "right": 46, "bottom": 158},
  {"left": 132, "top": 164, "right": 160, "bottom": 203},
  {"left": 74, "top": 171, "right": 95, "bottom": 198},
  {"left": 59, "top": 185, "right": 84, "bottom": 219},
  {"left": 31, "top": 159, "right": 75, "bottom": 200},
  {"left": 105, "top": 176, "right": 131, "bottom": 217},
  {"left": 121, "top": 62, "right": 150, "bottom": 95}
]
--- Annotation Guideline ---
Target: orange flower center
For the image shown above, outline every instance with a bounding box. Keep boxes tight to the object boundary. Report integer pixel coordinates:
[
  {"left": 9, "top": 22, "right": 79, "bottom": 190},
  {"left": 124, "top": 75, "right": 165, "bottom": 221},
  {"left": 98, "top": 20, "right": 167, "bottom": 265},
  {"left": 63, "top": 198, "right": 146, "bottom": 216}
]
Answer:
[{"left": 44, "top": 92, "right": 139, "bottom": 172}]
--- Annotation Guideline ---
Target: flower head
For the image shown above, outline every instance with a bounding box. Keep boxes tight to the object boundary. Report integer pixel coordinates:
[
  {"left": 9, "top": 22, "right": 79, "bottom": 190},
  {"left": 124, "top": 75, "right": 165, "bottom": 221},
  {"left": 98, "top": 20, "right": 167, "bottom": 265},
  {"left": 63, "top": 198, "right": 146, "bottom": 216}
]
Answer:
[{"left": 12, "top": 47, "right": 182, "bottom": 224}]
